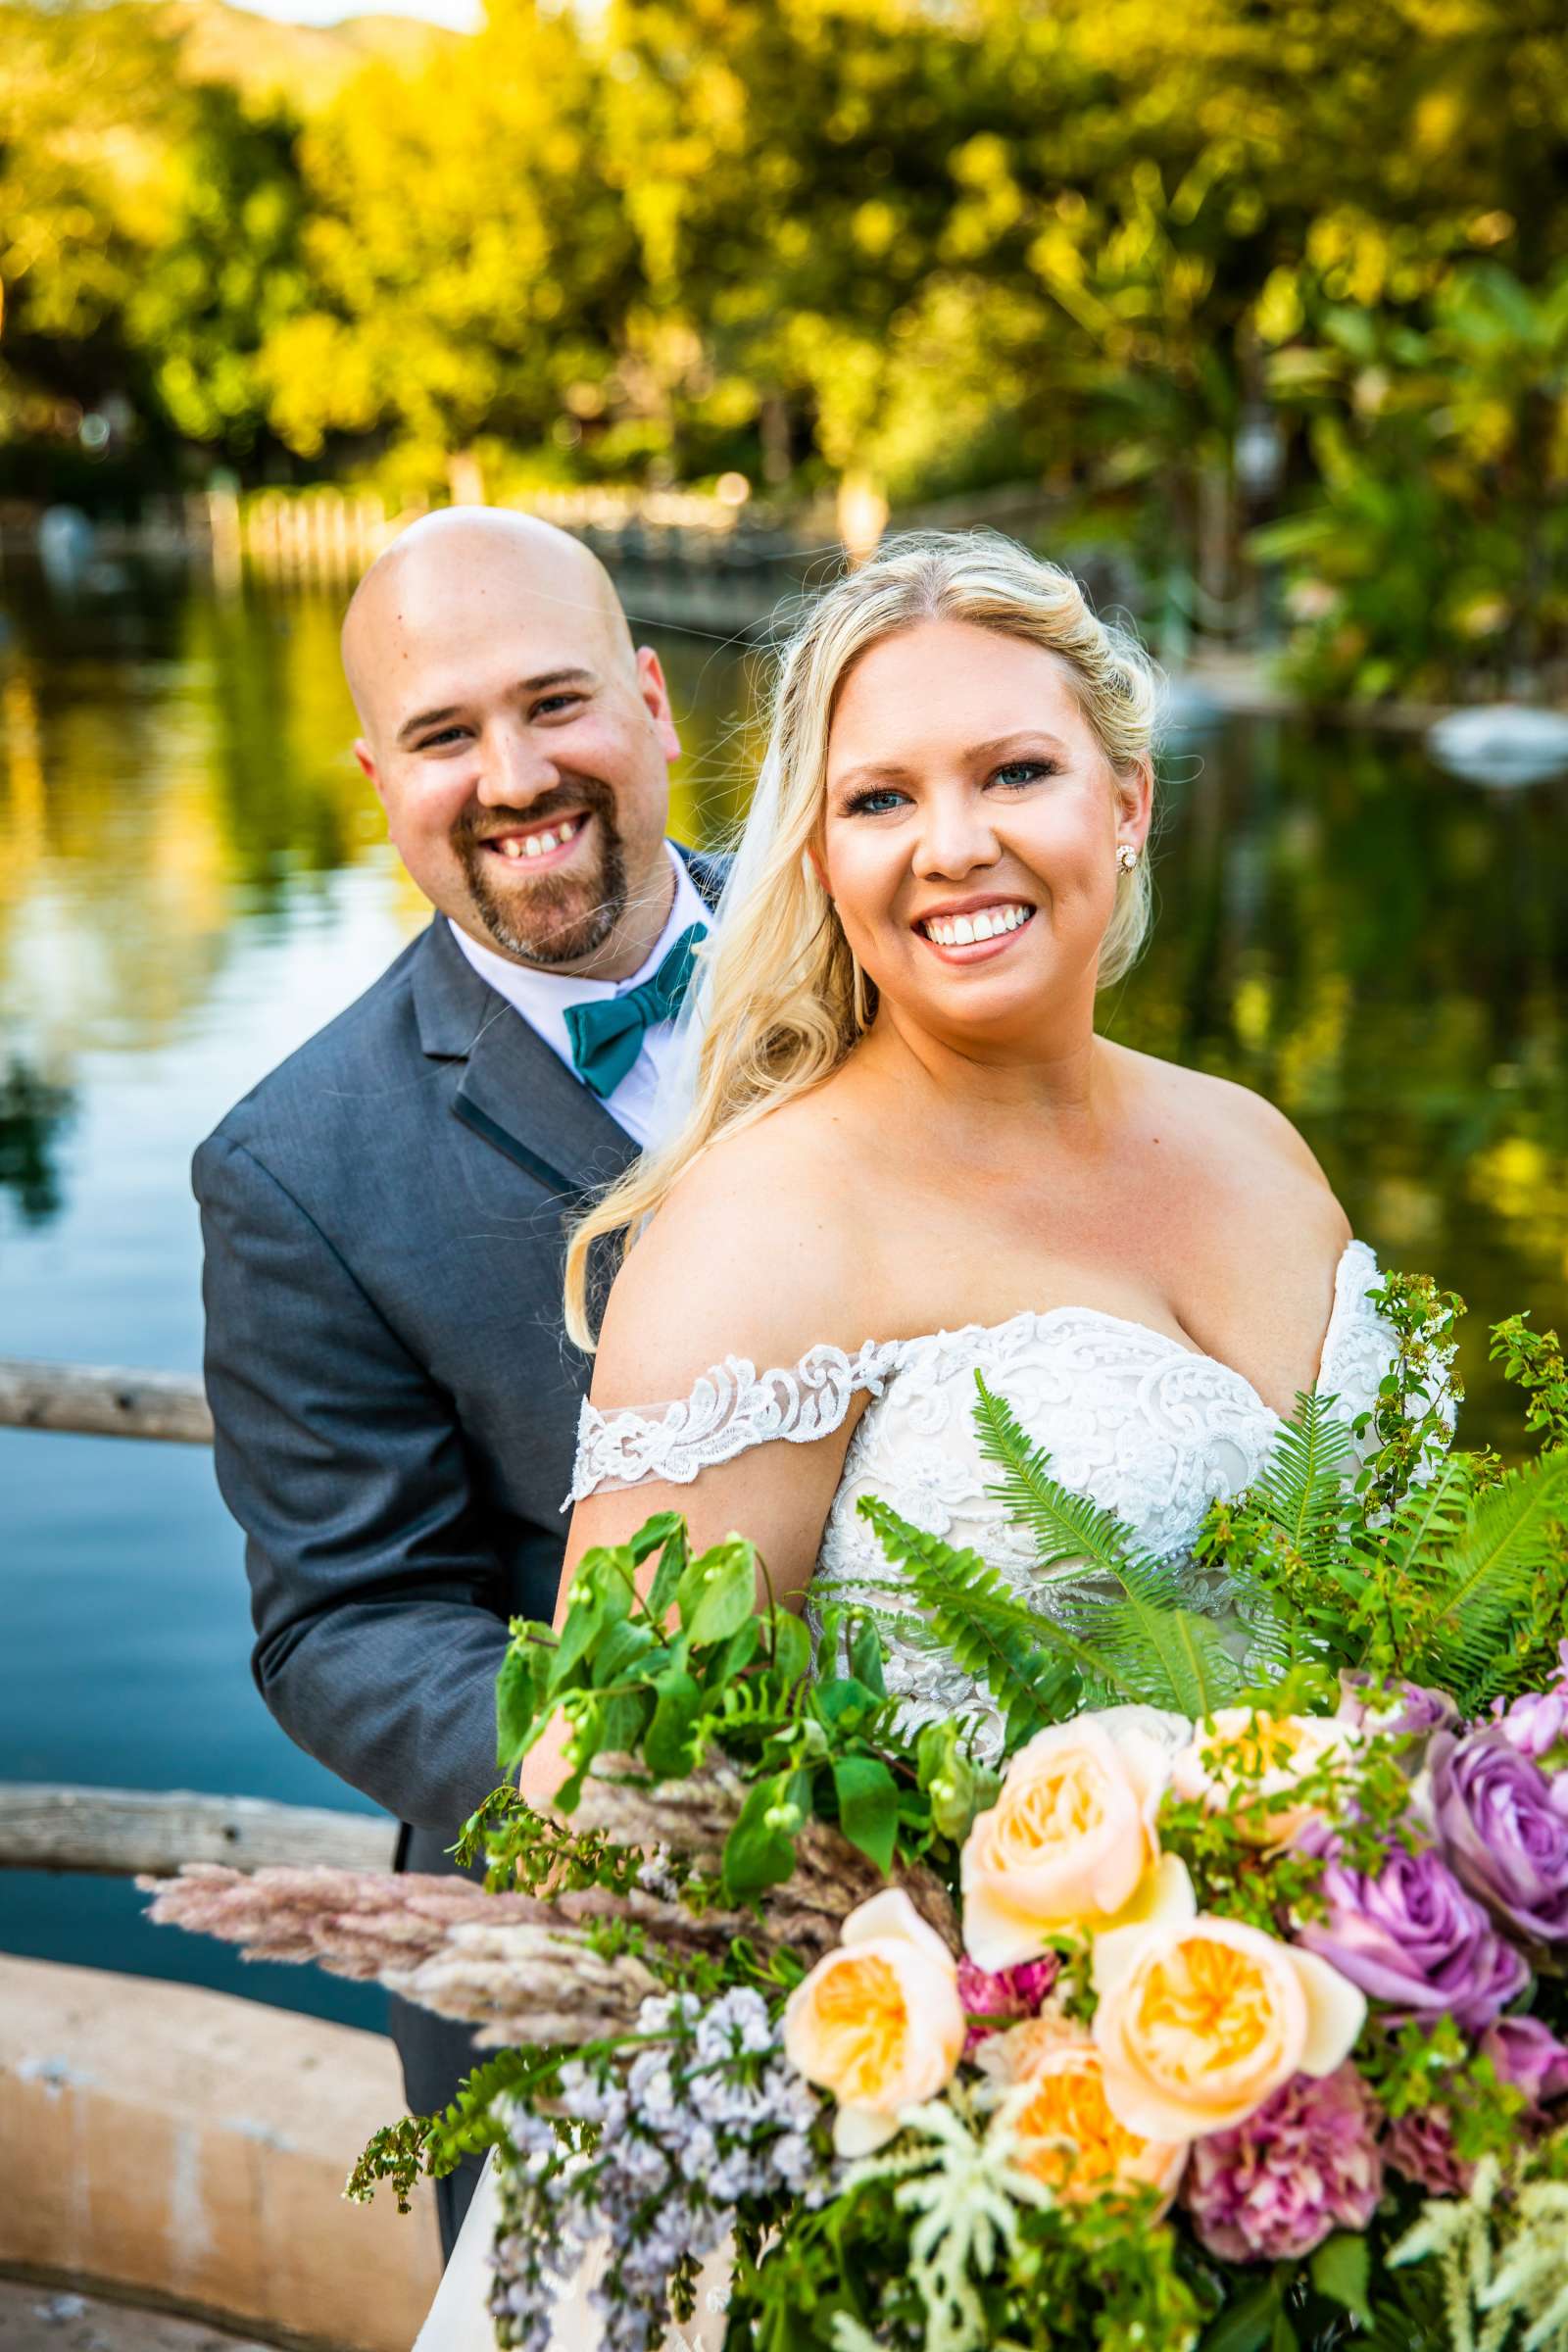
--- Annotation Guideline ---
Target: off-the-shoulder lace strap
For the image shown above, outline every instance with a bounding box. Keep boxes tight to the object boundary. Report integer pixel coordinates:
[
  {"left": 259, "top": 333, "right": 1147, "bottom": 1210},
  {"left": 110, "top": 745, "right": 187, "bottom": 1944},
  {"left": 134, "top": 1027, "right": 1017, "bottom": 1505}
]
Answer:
[{"left": 564, "top": 1339, "right": 901, "bottom": 1508}]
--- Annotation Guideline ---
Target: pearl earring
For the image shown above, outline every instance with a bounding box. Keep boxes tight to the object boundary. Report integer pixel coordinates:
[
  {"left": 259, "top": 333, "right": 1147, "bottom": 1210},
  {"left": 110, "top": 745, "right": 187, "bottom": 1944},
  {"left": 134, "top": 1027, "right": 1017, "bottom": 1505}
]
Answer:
[{"left": 1116, "top": 843, "right": 1139, "bottom": 874}]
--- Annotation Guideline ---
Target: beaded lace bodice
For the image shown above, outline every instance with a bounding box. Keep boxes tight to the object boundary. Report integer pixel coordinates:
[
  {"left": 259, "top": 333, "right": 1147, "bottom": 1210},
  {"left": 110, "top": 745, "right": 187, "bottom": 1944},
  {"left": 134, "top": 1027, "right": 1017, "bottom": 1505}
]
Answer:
[{"left": 566, "top": 1240, "right": 1433, "bottom": 1757}]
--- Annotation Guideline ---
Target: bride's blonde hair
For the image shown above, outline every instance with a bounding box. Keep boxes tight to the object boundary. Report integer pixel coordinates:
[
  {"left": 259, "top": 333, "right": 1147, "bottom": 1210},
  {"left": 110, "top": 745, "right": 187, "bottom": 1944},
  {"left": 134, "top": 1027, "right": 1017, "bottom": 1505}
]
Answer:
[{"left": 564, "top": 528, "right": 1161, "bottom": 1348}]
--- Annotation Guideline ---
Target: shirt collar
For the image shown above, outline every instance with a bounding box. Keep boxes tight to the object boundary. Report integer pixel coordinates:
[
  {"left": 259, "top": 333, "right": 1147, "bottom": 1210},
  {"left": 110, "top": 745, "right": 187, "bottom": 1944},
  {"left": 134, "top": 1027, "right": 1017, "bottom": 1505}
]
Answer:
[{"left": 447, "top": 844, "right": 707, "bottom": 1026}]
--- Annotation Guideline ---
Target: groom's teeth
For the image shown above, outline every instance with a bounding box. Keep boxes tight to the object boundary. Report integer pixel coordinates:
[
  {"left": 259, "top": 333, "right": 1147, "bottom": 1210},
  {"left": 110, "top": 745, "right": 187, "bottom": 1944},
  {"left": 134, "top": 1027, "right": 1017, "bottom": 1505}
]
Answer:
[{"left": 493, "top": 818, "right": 586, "bottom": 862}]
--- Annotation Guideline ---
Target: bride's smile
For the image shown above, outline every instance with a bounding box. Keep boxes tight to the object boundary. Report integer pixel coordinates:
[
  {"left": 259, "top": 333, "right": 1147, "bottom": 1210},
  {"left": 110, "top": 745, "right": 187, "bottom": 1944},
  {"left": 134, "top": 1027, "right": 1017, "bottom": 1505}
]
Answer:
[{"left": 913, "top": 896, "right": 1036, "bottom": 959}]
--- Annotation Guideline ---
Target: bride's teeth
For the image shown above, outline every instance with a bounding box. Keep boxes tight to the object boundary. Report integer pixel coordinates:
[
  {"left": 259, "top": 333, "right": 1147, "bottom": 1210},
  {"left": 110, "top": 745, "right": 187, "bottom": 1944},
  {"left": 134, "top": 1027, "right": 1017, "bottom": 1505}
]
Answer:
[
  {"left": 971, "top": 913, "right": 995, "bottom": 942},
  {"left": 952, "top": 915, "right": 975, "bottom": 945}
]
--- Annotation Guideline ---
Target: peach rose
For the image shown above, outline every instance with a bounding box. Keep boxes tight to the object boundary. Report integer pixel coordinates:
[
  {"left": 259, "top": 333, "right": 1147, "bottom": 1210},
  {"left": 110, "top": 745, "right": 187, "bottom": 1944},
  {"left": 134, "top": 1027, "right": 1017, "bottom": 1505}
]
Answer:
[
  {"left": 782, "top": 1887, "right": 963, "bottom": 2156},
  {"left": 1091, "top": 1881, "right": 1367, "bottom": 2142},
  {"left": 979, "top": 2017, "right": 1190, "bottom": 2212},
  {"left": 960, "top": 1712, "right": 1186, "bottom": 1970},
  {"left": 1170, "top": 1710, "right": 1360, "bottom": 1848}
]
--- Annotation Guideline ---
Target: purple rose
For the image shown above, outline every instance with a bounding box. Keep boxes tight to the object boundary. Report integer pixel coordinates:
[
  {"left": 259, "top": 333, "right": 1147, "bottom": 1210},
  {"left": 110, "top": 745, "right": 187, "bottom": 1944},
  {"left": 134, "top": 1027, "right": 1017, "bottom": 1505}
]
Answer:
[
  {"left": 1183, "top": 2067, "right": 1383, "bottom": 2263},
  {"left": 1430, "top": 1728, "right": 1568, "bottom": 1943},
  {"left": 1492, "top": 1690, "right": 1568, "bottom": 1763},
  {"left": 1298, "top": 1838, "right": 1529, "bottom": 2034},
  {"left": 1338, "top": 1671, "right": 1458, "bottom": 1746},
  {"left": 1486, "top": 2014, "right": 1568, "bottom": 2106}
]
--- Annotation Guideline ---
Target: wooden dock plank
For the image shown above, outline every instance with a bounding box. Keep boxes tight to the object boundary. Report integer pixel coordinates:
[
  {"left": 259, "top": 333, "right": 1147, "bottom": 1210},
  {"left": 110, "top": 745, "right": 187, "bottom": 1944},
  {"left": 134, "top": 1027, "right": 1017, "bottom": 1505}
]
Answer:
[
  {"left": 0, "top": 1787, "right": 396, "bottom": 1878},
  {"left": 0, "top": 1362, "right": 212, "bottom": 1446}
]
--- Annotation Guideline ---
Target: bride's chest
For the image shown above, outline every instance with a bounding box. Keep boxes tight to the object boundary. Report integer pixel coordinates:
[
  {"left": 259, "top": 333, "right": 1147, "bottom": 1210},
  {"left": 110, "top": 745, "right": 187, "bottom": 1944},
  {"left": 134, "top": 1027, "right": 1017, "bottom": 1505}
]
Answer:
[
  {"left": 828, "top": 1313, "right": 1295, "bottom": 1568},
  {"left": 855, "top": 1178, "right": 1355, "bottom": 1431}
]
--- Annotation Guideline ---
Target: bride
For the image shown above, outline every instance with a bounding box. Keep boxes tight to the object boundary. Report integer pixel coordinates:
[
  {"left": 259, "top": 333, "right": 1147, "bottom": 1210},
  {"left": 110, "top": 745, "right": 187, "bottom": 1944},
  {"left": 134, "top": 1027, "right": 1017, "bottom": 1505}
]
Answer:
[{"left": 420, "top": 529, "right": 1422, "bottom": 2347}]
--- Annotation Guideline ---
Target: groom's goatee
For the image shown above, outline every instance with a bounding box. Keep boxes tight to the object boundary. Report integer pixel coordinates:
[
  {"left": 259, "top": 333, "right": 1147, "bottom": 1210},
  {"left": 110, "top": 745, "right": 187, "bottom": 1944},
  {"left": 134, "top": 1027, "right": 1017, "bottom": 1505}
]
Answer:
[{"left": 454, "top": 775, "right": 627, "bottom": 965}]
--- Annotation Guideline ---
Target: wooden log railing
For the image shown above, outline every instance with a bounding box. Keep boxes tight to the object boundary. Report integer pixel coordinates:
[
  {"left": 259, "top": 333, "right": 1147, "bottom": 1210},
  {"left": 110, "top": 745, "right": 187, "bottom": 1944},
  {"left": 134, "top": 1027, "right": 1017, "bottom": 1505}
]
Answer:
[
  {"left": 0, "top": 1785, "right": 396, "bottom": 1876},
  {"left": 0, "top": 1357, "right": 212, "bottom": 1443}
]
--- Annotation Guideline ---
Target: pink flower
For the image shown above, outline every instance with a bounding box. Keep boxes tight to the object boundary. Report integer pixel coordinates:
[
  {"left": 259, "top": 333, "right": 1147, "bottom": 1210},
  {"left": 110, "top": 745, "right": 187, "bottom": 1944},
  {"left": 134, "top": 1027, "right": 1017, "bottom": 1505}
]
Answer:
[
  {"left": 1383, "top": 2103, "right": 1472, "bottom": 2196},
  {"left": 956, "top": 1954, "right": 1058, "bottom": 2056},
  {"left": 1381, "top": 2015, "right": 1568, "bottom": 2196},
  {"left": 1181, "top": 2066, "right": 1383, "bottom": 2263}
]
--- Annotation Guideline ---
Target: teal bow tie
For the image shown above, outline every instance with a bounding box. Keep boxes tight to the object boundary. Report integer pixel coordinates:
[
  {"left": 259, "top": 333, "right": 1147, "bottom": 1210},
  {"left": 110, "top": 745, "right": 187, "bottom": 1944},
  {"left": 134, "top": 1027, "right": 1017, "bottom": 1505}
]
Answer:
[{"left": 564, "top": 922, "right": 709, "bottom": 1101}]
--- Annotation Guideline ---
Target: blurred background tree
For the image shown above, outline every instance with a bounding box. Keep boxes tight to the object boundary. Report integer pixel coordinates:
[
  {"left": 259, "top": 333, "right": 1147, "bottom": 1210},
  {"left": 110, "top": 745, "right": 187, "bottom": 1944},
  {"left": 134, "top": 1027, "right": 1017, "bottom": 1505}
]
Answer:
[
  {"left": 2, "top": 0, "right": 1565, "bottom": 695},
  {"left": 0, "top": 1, "right": 181, "bottom": 496}
]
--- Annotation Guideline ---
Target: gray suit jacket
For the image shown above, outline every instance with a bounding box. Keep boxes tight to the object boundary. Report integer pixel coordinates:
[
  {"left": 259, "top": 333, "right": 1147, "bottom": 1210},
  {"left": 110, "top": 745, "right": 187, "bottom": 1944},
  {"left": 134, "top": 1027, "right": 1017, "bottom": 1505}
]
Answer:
[{"left": 195, "top": 849, "right": 724, "bottom": 1876}]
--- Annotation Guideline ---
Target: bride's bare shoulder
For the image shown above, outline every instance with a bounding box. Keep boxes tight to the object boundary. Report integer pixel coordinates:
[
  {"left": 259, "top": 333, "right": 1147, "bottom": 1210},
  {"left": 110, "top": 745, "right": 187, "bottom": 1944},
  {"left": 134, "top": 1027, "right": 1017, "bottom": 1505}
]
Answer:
[
  {"left": 1120, "top": 1045, "right": 1348, "bottom": 1209},
  {"left": 590, "top": 1091, "right": 872, "bottom": 1405}
]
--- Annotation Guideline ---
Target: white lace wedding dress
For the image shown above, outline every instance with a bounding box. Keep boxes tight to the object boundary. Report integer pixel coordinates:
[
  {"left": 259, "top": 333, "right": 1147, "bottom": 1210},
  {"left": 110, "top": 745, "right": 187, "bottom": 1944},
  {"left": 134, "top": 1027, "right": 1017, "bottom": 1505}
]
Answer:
[{"left": 417, "top": 1237, "right": 1423, "bottom": 2351}]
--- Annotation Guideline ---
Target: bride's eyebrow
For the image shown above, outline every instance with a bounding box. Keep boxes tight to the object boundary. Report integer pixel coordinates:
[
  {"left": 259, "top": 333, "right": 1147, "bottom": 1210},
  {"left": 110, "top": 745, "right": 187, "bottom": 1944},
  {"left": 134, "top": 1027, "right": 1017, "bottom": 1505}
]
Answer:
[
  {"left": 831, "top": 759, "right": 912, "bottom": 794},
  {"left": 971, "top": 730, "right": 1071, "bottom": 760}
]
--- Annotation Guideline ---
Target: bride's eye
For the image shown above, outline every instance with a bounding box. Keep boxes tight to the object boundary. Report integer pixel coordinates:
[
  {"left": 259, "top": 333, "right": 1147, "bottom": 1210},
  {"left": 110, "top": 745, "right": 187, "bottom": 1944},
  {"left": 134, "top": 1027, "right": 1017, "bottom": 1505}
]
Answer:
[
  {"left": 990, "top": 759, "right": 1058, "bottom": 789},
  {"left": 842, "top": 785, "right": 910, "bottom": 816}
]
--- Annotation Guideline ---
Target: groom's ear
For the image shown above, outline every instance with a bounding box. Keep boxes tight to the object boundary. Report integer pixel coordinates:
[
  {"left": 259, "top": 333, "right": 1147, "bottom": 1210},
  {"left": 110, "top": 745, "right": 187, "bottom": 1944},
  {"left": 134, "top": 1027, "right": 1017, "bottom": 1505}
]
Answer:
[
  {"left": 635, "top": 647, "right": 682, "bottom": 763},
  {"left": 354, "top": 738, "right": 383, "bottom": 800}
]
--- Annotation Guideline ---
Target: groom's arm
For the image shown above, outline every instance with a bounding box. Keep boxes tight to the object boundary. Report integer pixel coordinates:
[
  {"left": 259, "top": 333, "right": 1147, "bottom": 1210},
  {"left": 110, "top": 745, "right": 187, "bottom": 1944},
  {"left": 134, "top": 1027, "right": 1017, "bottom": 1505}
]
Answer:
[{"left": 194, "top": 1129, "right": 511, "bottom": 1837}]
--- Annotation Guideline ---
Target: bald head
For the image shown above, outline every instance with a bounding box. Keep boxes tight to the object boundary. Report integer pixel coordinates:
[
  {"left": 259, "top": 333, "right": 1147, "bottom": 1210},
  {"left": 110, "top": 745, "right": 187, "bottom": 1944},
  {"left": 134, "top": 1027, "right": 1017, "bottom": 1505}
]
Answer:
[
  {"left": 342, "top": 504, "right": 681, "bottom": 981},
  {"left": 342, "top": 509, "right": 635, "bottom": 740}
]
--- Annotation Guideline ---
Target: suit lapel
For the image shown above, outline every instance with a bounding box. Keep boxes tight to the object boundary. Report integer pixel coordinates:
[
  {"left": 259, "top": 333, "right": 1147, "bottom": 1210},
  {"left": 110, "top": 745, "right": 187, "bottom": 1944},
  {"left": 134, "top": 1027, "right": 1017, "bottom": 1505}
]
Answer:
[{"left": 412, "top": 918, "right": 640, "bottom": 1203}]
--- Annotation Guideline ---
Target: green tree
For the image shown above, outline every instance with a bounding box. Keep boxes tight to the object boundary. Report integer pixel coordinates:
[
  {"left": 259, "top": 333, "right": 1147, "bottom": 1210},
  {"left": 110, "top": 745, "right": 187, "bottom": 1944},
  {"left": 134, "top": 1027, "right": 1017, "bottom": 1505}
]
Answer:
[
  {"left": 128, "top": 82, "right": 313, "bottom": 464},
  {"left": 1253, "top": 261, "right": 1568, "bottom": 699},
  {"left": 255, "top": 0, "right": 639, "bottom": 478},
  {"left": 0, "top": 1, "right": 177, "bottom": 444}
]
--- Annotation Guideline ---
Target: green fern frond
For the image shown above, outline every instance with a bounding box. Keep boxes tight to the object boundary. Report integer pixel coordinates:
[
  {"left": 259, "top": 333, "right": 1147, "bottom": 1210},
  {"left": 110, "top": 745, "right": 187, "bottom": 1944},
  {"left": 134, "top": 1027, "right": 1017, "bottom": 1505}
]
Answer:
[
  {"left": 971, "top": 1374, "right": 1249, "bottom": 1714},
  {"left": 1082, "top": 1578, "right": 1247, "bottom": 1720},
  {"left": 1412, "top": 1450, "right": 1568, "bottom": 1700},
  {"left": 973, "top": 1375, "right": 1138, "bottom": 1582},
  {"left": 1389, "top": 1451, "right": 1478, "bottom": 1554},
  {"left": 856, "top": 1496, "right": 1129, "bottom": 1731},
  {"left": 1249, "top": 1391, "right": 1356, "bottom": 1561}
]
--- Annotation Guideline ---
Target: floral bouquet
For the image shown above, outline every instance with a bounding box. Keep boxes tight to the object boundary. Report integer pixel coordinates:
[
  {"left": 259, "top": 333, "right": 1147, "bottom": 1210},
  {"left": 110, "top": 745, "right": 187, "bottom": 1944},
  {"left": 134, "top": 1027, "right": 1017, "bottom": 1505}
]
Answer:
[{"left": 149, "top": 1279, "right": 1568, "bottom": 2352}]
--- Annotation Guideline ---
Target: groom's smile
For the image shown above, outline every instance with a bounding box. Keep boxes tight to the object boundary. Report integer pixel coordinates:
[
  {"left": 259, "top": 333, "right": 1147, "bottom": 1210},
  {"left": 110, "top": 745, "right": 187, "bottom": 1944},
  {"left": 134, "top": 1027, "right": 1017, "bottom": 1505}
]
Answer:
[
  {"left": 453, "top": 777, "right": 631, "bottom": 967},
  {"left": 478, "top": 809, "right": 590, "bottom": 866}
]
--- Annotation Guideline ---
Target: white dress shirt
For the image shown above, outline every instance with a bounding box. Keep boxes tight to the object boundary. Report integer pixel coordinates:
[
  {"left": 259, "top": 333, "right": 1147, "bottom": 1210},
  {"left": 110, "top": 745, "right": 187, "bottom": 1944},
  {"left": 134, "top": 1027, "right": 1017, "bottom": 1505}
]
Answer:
[{"left": 448, "top": 845, "right": 709, "bottom": 1149}]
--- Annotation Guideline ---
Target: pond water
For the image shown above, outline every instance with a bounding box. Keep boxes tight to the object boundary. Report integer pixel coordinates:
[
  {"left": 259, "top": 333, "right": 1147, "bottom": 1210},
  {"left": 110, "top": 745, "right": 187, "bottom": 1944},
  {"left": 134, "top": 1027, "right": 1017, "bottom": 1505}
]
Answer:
[{"left": 2, "top": 564, "right": 1565, "bottom": 2030}]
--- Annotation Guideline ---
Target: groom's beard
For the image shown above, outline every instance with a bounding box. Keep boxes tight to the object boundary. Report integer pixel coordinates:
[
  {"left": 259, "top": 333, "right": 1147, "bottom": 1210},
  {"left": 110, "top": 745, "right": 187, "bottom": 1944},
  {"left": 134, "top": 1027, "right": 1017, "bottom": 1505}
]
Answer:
[{"left": 455, "top": 777, "right": 628, "bottom": 967}]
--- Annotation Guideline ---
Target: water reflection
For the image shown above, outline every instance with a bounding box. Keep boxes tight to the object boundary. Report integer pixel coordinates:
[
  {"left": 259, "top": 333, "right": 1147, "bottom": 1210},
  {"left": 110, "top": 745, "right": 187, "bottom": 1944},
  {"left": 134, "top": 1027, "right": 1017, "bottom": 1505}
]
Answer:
[{"left": 0, "top": 1056, "right": 74, "bottom": 1224}]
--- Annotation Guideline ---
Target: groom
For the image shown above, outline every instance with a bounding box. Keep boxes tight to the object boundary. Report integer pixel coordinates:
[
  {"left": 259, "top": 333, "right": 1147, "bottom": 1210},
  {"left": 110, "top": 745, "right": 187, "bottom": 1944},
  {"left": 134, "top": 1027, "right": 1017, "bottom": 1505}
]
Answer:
[{"left": 194, "top": 509, "right": 723, "bottom": 2255}]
